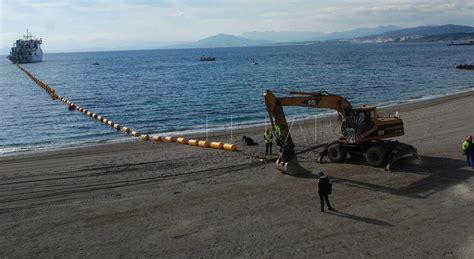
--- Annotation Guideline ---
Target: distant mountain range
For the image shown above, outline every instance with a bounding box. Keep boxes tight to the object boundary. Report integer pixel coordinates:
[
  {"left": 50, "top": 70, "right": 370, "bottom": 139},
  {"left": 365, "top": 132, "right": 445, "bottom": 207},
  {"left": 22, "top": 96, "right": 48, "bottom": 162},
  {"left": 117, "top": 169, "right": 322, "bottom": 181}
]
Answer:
[
  {"left": 167, "top": 26, "right": 403, "bottom": 49},
  {"left": 240, "top": 26, "right": 402, "bottom": 42},
  {"left": 353, "top": 24, "right": 474, "bottom": 43},
  {"left": 168, "top": 24, "right": 474, "bottom": 49}
]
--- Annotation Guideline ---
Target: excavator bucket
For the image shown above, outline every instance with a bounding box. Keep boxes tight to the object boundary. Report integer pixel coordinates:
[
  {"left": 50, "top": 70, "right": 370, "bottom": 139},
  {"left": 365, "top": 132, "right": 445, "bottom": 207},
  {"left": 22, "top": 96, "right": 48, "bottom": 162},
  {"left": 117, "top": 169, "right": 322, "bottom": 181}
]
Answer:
[
  {"left": 275, "top": 154, "right": 311, "bottom": 175},
  {"left": 385, "top": 142, "right": 419, "bottom": 171}
]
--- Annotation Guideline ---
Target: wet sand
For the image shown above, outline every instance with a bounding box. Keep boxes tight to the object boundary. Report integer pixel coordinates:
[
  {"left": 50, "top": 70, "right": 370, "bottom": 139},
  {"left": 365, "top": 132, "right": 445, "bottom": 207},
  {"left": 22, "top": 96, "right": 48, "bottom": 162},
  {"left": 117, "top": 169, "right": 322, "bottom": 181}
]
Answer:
[{"left": 1, "top": 90, "right": 474, "bottom": 257}]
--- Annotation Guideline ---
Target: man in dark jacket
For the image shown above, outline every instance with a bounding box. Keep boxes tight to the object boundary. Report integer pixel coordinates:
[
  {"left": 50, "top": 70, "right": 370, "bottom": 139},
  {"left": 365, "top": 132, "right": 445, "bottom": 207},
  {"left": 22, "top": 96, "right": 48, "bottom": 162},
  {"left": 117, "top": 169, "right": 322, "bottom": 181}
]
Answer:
[{"left": 318, "top": 171, "right": 334, "bottom": 212}]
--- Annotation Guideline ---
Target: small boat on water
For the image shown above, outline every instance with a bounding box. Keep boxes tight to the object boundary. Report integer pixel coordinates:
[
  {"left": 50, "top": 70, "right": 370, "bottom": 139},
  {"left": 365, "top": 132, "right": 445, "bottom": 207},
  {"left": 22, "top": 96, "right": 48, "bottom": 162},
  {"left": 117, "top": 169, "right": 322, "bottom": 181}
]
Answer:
[
  {"left": 456, "top": 64, "right": 474, "bottom": 70},
  {"left": 200, "top": 56, "right": 216, "bottom": 61},
  {"left": 92, "top": 62, "right": 100, "bottom": 65}
]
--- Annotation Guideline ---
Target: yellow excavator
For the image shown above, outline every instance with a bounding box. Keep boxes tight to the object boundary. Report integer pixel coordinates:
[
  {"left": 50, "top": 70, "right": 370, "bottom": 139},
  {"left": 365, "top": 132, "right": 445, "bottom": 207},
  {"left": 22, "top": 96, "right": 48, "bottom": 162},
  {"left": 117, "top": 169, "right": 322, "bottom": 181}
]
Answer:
[{"left": 263, "top": 89, "right": 418, "bottom": 174}]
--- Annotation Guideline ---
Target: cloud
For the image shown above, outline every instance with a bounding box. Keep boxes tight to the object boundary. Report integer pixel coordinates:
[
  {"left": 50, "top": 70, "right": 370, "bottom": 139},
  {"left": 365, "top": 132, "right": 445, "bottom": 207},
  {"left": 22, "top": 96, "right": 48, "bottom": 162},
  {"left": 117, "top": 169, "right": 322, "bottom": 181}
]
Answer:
[
  {"left": 1, "top": 0, "right": 473, "bottom": 48},
  {"left": 300, "top": 0, "right": 474, "bottom": 31}
]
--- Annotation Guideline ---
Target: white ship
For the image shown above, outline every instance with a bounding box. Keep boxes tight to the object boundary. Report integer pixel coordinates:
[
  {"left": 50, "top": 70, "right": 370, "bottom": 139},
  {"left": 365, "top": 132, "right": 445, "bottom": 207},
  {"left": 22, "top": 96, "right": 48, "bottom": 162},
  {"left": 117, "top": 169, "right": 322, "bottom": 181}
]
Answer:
[{"left": 7, "top": 30, "right": 43, "bottom": 64}]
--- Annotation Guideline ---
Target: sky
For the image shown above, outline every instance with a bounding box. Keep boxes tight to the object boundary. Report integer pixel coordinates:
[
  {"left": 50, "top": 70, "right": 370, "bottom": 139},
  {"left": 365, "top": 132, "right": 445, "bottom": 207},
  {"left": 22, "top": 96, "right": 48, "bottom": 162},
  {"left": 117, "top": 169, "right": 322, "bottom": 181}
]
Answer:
[{"left": 1, "top": 0, "right": 473, "bottom": 50}]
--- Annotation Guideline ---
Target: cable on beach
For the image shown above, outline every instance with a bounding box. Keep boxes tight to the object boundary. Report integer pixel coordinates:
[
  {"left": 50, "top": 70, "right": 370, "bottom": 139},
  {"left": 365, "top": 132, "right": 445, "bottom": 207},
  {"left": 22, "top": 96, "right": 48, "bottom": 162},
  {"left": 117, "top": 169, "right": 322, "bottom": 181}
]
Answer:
[{"left": 15, "top": 64, "right": 238, "bottom": 151}]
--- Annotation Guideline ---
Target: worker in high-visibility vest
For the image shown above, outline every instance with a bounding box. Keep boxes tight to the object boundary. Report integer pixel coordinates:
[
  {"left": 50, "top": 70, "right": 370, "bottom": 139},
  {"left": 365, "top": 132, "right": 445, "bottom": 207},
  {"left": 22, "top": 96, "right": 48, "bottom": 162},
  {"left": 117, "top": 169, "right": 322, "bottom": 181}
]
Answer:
[
  {"left": 274, "top": 124, "right": 282, "bottom": 145},
  {"left": 462, "top": 135, "right": 474, "bottom": 168},
  {"left": 264, "top": 128, "right": 273, "bottom": 155}
]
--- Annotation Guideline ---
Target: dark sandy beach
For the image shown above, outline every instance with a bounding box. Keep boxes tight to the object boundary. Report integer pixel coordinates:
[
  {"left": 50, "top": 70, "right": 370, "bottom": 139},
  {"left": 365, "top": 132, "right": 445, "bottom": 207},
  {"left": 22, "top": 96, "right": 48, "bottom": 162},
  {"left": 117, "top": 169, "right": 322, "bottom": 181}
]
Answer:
[{"left": 1, "top": 90, "right": 474, "bottom": 257}]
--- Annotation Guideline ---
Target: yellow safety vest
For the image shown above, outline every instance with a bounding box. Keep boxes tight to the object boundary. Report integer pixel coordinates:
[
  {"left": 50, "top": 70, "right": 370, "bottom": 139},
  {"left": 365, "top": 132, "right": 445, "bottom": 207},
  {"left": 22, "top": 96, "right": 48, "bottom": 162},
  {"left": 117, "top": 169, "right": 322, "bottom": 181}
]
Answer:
[
  {"left": 274, "top": 125, "right": 281, "bottom": 137},
  {"left": 264, "top": 132, "right": 273, "bottom": 144},
  {"left": 462, "top": 140, "right": 469, "bottom": 151},
  {"left": 462, "top": 140, "right": 472, "bottom": 153}
]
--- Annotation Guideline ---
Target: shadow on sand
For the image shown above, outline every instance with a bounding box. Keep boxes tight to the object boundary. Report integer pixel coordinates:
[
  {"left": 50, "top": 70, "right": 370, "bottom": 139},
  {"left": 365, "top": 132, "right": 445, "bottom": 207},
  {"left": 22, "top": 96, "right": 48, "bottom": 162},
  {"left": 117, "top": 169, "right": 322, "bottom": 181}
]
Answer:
[
  {"left": 325, "top": 210, "right": 394, "bottom": 226},
  {"left": 297, "top": 155, "right": 473, "bottom": 199},
  {"left": 293, "top": 155, "right": 472, "bottom": 226}
]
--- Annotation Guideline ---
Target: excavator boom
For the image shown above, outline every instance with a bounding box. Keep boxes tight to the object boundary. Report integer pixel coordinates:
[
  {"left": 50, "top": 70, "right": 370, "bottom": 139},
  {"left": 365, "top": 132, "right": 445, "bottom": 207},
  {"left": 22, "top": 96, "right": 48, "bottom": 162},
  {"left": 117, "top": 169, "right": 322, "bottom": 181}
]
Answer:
[{"left": 264, "top": 89, "right": 353, "bottom": 147}]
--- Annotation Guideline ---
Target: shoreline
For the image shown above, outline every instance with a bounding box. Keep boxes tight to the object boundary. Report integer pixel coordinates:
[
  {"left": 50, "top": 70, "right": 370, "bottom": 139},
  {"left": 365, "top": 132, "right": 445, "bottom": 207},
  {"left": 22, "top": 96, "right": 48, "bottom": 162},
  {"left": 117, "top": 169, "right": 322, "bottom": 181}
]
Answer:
[{"left": 2, "top": 87, "right": 474, "bottom": 159}]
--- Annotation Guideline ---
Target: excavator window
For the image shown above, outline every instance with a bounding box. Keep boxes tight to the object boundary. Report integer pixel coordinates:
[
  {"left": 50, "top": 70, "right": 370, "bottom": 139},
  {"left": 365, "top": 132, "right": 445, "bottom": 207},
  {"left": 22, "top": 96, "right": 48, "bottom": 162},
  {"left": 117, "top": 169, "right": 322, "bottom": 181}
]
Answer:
[{"left": 364, "top": 111, "right": 375, "bottom": 127}]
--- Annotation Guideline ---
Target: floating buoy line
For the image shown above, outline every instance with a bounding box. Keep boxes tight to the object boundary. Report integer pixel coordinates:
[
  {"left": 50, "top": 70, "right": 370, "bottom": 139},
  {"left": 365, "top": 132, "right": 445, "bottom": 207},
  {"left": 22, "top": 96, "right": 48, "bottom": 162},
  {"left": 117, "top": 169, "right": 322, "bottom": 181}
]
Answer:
[{"left": 16, "top": 64, "right": 238, "bottom": 151}]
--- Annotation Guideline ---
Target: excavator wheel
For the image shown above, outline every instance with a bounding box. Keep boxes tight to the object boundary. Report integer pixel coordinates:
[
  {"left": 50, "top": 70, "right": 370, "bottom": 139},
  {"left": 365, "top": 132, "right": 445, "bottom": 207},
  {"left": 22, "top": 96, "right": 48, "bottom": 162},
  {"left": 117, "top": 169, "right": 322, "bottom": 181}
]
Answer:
[
  {"left": 365, "top": 145, "right": 388, "bottom": 167},
  {"left": 327, "top": 144, "right": 347, "bottom": 163}
]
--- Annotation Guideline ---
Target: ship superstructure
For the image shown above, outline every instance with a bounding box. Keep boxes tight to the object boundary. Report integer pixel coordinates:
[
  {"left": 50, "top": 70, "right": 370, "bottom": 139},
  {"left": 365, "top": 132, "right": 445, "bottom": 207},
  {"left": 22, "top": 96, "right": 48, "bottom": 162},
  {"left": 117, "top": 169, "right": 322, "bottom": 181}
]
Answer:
[{"left": 8, "top": 30, "right": 43, "bottom": 64}]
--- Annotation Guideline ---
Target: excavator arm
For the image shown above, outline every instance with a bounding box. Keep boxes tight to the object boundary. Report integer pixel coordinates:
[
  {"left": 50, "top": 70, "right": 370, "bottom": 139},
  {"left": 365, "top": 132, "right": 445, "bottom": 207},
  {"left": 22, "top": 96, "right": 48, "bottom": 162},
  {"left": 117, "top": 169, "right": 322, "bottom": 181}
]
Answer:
[{"left": 264, "top": 89, "right": 352, "bottom": 148}]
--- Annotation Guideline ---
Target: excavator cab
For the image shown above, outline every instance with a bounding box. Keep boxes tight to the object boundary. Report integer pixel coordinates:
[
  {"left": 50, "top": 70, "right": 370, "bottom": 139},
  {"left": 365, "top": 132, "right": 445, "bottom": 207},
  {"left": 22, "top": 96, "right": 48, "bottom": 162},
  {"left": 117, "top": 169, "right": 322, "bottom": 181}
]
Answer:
[{"left": 340, "top": 107, "right": 376, "bottom": 143}]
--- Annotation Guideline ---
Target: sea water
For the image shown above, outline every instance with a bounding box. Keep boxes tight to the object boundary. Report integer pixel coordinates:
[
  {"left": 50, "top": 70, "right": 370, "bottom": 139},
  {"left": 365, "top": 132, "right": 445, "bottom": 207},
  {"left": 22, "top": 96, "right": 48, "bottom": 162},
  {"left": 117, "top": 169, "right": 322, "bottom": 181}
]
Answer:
[{"left": 1, "top": 42, "right": 473, "bottom": 154}]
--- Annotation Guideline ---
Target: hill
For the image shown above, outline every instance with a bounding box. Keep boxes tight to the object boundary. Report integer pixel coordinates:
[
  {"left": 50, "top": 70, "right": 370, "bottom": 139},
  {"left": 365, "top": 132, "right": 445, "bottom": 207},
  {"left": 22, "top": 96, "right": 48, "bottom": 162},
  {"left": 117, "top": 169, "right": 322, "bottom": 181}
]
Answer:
[
  {"left": 354, "top": 24, "right": 474, "bottom": 43},
  {"left": 168, "top": 34, "right": 273, "bottom": 49},
  {"left": 241, "top": 26, "right": 402, "bottom": 42}
]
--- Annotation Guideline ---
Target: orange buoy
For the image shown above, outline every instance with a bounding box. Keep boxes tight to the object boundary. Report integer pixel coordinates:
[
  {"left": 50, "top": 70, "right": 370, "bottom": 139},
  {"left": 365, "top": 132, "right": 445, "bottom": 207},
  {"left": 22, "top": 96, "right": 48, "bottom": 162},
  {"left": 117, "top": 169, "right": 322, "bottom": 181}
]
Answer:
[
  {"left": 210, "top": 142, "right": 224, "bottom": 149},
  {"left": 164, "top": 136, "right": 175, "bottom": 142},
  {"left": 176, "top": 137, "right": 188, "bottom": 144},
  {"left": 141, "top": 134, "right": 150, "bottom": 141},
  {"left": 131, "top": 131, "right": 141, "bottom": 137},
  {"left": 153, "top": 135, "right": 161, "bottom": 142},
  {"left": 123, "top": 127, "right": 130, "bottom": 133},
  {"left": 188, "top": 139, "right": 199, "bottom": 146},
  {"left": 102, "top": 118, "right": 108, "bottom": 123},
  {"left": 223, "top": 143, "right": 237, "bottom": 151},
  {"left": 198, "top": 140, "right": 210, "bottom": 148}
]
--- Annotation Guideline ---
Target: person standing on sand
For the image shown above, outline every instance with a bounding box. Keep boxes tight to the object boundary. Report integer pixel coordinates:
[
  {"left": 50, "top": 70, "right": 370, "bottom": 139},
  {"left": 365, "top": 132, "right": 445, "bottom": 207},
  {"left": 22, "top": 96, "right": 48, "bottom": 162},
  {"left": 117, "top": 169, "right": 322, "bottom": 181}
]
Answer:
[
  {"left": 318, "top": 172, "right": 334, "bottom": 212},
  {"left": 462, "top": 135, "right": 474, "bottom": 169},
  {"left": 274, "top": 124, "right": 282, "bottom": 145},
  {"left": 264, "top": 128, "right": 273, "bottom": 155}
]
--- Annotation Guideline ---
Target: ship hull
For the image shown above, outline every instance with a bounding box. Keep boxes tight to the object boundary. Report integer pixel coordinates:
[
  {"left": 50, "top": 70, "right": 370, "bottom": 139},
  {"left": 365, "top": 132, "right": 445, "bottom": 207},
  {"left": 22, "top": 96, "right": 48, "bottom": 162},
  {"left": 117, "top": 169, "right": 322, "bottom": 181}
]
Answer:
[{"left": 8, "top": 51, "right": 43, "bottom": 64}]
